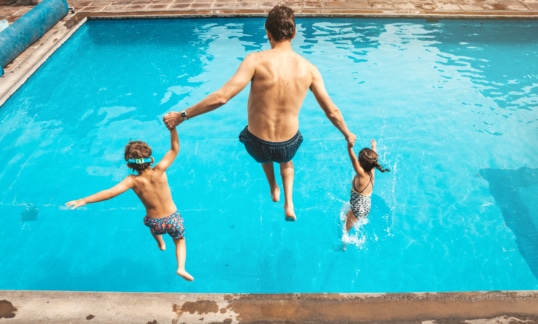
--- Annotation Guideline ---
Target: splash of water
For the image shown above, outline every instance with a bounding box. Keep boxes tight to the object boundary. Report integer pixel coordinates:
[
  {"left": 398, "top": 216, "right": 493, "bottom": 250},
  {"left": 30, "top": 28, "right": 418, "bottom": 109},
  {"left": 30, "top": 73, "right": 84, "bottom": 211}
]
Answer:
[{"left": 339, "top": 202, "right": 368, "bottom": 249}]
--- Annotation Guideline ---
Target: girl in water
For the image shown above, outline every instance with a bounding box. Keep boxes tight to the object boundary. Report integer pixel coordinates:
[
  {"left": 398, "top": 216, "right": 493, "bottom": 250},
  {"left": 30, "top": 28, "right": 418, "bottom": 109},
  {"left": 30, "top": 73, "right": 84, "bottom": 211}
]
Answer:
[{"left": 345, "top": 139, "right": 390, "bottom": 232}]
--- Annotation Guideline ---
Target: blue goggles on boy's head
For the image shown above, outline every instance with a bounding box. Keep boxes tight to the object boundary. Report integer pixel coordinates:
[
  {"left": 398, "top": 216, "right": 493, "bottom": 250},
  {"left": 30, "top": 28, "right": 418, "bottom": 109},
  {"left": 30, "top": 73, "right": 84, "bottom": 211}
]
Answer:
[{"left": 127, "top": 157, "right": 152, "bottom": 164}]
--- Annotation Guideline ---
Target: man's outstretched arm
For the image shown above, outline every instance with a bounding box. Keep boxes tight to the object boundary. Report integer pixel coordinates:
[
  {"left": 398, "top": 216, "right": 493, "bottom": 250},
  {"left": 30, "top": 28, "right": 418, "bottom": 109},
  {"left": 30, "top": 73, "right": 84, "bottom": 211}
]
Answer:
[
  {"left": 309, "top": 65, "right": 357, "bottom": 146},
  {"left": 163, "top": 54, "right": 258, "bottom": 129}
]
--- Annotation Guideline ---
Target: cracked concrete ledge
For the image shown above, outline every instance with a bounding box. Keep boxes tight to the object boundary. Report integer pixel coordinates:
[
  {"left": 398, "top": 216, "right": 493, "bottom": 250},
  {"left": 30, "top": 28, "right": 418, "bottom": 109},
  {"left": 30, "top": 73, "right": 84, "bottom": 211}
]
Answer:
[{"left": 1, "top": 290, "right": 538, "bottom": 323}]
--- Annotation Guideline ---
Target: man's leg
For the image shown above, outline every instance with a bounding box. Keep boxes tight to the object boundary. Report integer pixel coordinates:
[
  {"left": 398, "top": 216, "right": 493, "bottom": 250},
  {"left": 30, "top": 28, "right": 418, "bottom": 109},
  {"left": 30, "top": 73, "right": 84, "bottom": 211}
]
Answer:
[
  {"left": 280, "top": 160, "right": 296, "bottom": 221},
  {"left": 262, "top": 162, "right": 280, "bottom": 202}
]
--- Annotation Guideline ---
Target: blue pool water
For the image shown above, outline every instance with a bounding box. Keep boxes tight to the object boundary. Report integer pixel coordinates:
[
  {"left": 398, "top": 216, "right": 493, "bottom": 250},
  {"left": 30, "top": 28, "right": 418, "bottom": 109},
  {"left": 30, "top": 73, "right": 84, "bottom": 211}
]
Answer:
[{"left": 0, "top": 18, "right": 537, "bottom": 293}]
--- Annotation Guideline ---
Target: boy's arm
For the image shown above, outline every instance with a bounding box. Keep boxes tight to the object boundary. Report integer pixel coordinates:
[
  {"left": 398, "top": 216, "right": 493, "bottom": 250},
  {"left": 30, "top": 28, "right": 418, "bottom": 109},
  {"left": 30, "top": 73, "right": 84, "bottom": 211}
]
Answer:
[
  {"left": 347, "top": 144, "right": 362, "bottom": 175},
  {"left": 66, "top": 176, "right": 135, "bottom": 209},
  {"left": 153, "top": 127, "right": 179, "bottom": 172}
]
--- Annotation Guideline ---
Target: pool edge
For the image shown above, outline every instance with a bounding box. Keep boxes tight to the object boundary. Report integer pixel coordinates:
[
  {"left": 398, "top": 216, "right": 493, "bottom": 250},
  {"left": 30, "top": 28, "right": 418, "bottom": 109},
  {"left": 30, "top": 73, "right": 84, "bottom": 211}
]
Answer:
[
  {"left": 0, "top": 15, "right": 86, "bottom": 107},
  {"left": 1, "top": 290, "right": 538, "bottom": 323}
]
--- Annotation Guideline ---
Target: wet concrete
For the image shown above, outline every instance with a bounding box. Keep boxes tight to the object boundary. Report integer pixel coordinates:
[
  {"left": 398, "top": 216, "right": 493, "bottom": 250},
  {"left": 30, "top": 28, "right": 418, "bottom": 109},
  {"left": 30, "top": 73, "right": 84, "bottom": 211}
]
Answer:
[{"left": 1, "top": 290, "right": 538, "bottom": 323}]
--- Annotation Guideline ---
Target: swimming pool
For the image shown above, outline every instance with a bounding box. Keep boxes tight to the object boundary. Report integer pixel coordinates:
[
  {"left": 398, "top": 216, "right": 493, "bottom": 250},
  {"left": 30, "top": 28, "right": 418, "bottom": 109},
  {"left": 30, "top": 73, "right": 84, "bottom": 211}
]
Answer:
[{"left": 0, "top": 17, "right": 537, "bottom": 293}]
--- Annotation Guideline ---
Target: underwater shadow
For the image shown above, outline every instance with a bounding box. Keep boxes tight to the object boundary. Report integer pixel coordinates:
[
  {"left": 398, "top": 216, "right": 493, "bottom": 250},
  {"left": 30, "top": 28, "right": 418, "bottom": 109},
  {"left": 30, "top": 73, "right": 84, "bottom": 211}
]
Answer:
[
  {"left": 371, "top": 193, "right": 392, "bottom": 220},
  {"left": 479, "top": 167, "right": 538, "bottom": 279}
]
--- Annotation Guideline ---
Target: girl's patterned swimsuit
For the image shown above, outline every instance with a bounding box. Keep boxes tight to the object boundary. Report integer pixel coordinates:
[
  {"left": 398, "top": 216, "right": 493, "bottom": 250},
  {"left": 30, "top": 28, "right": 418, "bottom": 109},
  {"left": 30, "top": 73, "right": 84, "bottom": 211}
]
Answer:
[{"left": 349, "top": 175, "right": 372, "bottom": 219}]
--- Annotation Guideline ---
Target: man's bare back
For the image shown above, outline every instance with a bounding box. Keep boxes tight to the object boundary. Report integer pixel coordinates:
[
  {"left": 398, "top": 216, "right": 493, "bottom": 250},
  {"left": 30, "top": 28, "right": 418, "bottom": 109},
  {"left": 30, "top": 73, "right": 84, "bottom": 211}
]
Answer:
[{"left": 245, "top": 45, "right": 314, "bottom": 142}]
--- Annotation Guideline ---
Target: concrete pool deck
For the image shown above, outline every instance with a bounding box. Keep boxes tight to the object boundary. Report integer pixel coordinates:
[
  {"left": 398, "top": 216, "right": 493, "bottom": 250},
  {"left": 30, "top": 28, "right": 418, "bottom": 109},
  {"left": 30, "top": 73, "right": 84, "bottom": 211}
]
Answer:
[
  {"left": 1, "top": 0, "right": 538, "bottom": 323},
  {"left": 1, "top": 290, "right": 538, "bottom": 323}
]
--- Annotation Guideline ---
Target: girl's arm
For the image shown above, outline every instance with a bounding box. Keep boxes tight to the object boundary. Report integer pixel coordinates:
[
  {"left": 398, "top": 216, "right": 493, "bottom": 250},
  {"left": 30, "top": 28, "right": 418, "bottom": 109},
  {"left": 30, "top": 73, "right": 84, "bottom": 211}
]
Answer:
[
  {"left": 370, "top": 139, "right": 377, "bottom": 177},
  {"left": 66, "top": 176, "right": 135, "bottom": 209},
  {"left": 154, "top": 127, "right": 179, "bottom": 172},
  {"left": 347, "top": 143, "right": 362, "bottom": 175}
]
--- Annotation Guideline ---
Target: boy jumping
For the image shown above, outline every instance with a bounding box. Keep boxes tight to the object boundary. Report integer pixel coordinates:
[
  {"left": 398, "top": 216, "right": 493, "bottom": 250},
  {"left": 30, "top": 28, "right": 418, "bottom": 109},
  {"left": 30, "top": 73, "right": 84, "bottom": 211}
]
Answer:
[{"left": 66, "top": 127, "right": 193, "bottom": 281}]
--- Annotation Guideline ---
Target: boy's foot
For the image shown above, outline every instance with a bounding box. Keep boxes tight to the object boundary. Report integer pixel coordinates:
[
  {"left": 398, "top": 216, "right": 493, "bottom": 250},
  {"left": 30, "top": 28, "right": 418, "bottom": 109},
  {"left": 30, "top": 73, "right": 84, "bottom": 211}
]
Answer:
[
  {"left": 285, "top": 215, "right": 296, "bottom": 221},
  {"left": 270, "top": 185, "right": 280, "bottom": 202},
  {"left": 284, "top": 202, "right": 296, "bottom": 221},
  {"left": 177, "top": 269, "right": 194, "bottom": 281}
]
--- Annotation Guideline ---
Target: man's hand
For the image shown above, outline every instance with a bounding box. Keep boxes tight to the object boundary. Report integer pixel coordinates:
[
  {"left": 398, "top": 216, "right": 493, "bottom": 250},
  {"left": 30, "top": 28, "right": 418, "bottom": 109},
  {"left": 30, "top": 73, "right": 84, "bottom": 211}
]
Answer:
[
  {"left": 163, "top": 112, "right": 183, "bottom": 129},
  {"left": 346, "top": 132, "right": 357, "bottom": 147}
]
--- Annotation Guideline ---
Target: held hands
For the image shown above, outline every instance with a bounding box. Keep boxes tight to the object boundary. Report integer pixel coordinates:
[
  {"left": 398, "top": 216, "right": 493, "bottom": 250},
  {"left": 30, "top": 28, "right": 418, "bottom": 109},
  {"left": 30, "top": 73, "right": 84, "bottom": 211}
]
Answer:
[
  {"left": 65, "top": 199, "right": 86, "bottom": 209},
  {"left": 346, "top": 132, "right": 357, "bottom": 147},
  {"left": 163, "top": 112, "right": 184, "bottom": 130}
]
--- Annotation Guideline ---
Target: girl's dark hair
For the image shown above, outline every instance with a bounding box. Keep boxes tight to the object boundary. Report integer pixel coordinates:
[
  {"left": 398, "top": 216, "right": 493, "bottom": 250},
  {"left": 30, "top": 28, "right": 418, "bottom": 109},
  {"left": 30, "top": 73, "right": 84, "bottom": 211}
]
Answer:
[
  {"left": 265, "top": 5, "right": 296, "bottom": 42},
  {"left": 124, "top": 141, "right": 152, "bottom": 173},
  {"left": 359, "top": 148, "right": 390, "bottom": 173}
]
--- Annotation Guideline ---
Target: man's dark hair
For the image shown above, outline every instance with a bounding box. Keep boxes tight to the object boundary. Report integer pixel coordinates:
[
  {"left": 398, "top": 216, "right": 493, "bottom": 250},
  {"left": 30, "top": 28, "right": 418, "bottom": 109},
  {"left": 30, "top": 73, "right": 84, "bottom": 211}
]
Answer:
[{"left": 265, "top": 5, "right": 296, "bottom": 42}]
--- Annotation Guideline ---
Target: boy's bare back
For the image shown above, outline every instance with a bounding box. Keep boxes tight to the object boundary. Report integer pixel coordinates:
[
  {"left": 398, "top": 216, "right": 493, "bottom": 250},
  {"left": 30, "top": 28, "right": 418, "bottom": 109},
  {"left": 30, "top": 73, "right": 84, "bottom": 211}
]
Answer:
[{"left": 130, "top": 169, "right": 177, "bottom": 219}]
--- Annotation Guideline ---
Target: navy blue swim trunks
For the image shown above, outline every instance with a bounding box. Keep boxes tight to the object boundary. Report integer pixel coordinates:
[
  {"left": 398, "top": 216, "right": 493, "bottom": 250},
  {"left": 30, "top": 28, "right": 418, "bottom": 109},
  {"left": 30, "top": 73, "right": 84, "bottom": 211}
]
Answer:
[{"left": 239, "top": 126, "right": 303, "bottom": 163}]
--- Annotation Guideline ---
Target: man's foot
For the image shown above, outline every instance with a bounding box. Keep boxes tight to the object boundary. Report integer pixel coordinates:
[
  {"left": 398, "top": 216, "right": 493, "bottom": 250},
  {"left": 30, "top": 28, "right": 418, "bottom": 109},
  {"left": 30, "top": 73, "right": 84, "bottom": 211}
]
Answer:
[
  {"left": 270, "top": 185, "right": 280, "bottom": 202},
  {"left": 284, "top": 202, "right": 296, "bottom": 221},
  {"left": 177, "top": 269, "right": 194, "bottom": 281}
]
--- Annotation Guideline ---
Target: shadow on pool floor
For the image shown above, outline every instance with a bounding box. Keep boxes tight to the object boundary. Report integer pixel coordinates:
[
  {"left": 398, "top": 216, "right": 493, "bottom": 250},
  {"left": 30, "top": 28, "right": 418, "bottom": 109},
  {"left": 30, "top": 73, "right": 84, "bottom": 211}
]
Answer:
[{"left": 480, "top": 167, "right": 538, "bottom": 280}]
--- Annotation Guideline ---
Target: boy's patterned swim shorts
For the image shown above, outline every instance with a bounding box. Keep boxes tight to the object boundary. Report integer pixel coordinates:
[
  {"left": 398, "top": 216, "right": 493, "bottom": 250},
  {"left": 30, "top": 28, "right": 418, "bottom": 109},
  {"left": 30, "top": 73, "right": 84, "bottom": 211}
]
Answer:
[{"left": 143, "top": 211, "right": 185, "bottom": 240}]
